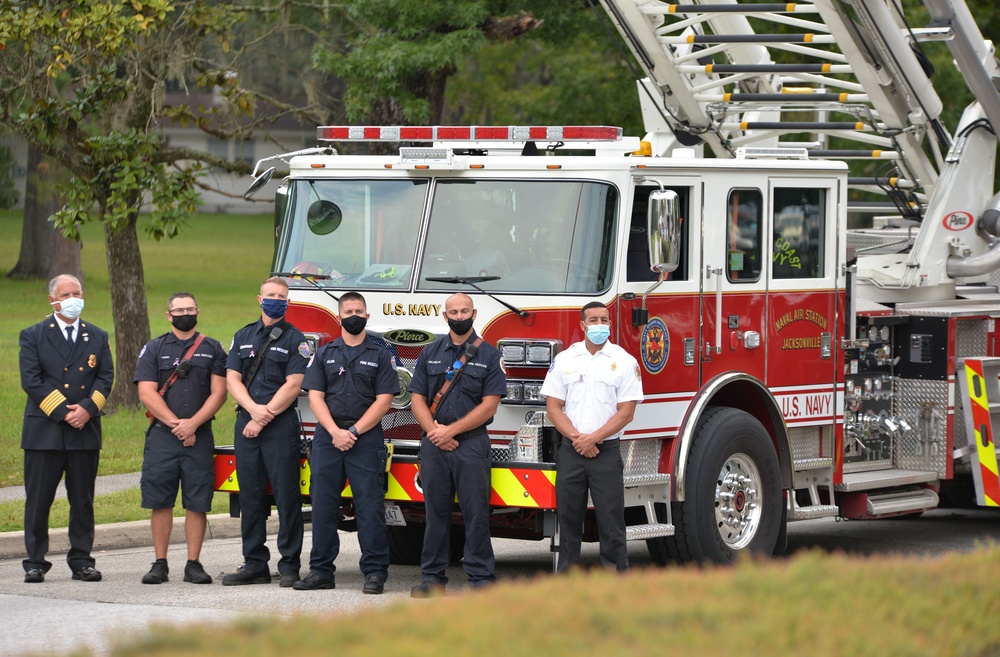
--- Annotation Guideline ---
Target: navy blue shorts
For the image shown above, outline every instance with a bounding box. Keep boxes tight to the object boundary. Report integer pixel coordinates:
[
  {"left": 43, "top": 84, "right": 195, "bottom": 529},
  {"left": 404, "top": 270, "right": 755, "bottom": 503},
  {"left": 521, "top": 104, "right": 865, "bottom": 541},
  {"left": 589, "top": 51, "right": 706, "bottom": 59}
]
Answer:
[{"left": 140, "top": 422, "right": 215, "bottom": 512}]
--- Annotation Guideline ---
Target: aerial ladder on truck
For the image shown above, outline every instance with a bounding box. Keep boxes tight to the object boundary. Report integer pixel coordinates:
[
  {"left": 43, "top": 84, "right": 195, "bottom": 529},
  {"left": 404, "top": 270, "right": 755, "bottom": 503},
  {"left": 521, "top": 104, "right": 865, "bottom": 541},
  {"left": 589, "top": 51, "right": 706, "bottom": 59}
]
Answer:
[{"left": 597, "top": 0, "right": 1000, "bottom": 525}]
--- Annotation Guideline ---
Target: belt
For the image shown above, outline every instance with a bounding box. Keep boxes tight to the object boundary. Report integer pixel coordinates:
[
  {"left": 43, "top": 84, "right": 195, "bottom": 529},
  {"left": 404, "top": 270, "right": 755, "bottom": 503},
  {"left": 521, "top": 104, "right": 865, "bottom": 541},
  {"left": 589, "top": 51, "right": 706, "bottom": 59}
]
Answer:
[{"left": 335, "top": 419, "right": 360, "bottom": 430}]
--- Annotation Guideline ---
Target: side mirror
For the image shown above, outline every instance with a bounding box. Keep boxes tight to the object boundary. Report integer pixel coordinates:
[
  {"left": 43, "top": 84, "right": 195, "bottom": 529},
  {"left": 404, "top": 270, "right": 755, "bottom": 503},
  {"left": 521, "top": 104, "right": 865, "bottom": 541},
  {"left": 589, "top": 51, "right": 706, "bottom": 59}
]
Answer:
[
  {"left": 647, "top": 189, "right": 680, "bottom": 273},
  {"left": 307, "top": 200, "right": 342, "bottom": 235},
  {"left": 244, "top": 167, "right": 276, "bottom": 200}
]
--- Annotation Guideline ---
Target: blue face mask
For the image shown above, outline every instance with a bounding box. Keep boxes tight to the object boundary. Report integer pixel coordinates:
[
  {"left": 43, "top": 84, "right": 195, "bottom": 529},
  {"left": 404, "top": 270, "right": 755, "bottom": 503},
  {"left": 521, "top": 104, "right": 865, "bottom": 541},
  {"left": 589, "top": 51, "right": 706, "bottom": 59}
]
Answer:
[
  {"left": 586, "top": 324, "right": 611, "bottom": 345},
  {"left": 261, "top": 298, "right": 288, "bottom": 319}
]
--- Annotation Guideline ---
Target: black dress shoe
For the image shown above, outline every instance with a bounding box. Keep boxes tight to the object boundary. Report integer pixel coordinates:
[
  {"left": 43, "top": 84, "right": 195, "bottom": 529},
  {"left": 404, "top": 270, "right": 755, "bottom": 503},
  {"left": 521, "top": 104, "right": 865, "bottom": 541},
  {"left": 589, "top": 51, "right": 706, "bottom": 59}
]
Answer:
[
  {"left": 362, "top": 574, "right": 385, "bottom": 594},
  {"left": 221, "top": 565, "right": 271, "bottom": 586},
  {"left": 279, "top": 571, "right": 300, "bottom": 588},
  {"left": 291, "top": 573, "right": 335, "bottom": 591},
  {"left": 24, "top": 568, "right": 45, "bottom": 583},
  {"left": 72, "top": 566, "right": 102, "bottom": 582}
]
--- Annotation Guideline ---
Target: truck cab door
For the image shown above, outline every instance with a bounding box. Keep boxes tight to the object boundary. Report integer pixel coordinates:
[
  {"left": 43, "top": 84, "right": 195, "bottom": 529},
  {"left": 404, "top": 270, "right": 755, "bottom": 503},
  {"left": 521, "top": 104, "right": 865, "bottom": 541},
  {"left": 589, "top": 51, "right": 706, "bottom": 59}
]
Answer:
[
  {"left": 765, "top": 178, "right": 840, "bottom": 423},
  {"left": 616, "top": 179, "right": 702, "bottom": 412},
  {"left": 700, "top": 187, "right": 768, "bottom": 383}
]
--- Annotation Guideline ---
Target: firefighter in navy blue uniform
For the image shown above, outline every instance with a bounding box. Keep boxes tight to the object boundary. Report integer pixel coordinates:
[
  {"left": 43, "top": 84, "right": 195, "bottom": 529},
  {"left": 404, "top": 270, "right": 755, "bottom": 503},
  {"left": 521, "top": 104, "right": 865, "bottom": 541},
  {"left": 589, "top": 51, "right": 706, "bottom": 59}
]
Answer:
[
  {"left": 134, "top": 292, "right": 228, "bottom": 585},
  {"left": 409, "top": 293, "right": 506, "bottom": 597},
  {"left": 293, "top": 292, "right": 400, "bottom": 594},
  {"left": 20, "top": 274, "right": 114, "bottom": 584},
  {"left": 222, "top": 277, "right": 311, "bottom": 587}
]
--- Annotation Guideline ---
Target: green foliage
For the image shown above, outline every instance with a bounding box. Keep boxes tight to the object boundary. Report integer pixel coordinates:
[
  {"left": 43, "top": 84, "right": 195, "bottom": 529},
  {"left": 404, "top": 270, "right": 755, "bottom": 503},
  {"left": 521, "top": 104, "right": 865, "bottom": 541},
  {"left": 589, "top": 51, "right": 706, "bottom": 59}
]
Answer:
[
  {"left": 315, "top": 0, "right": 491, "bottom": 123},
  {"left": 111, "top": 547, "right": 1000, "bottom": 657},
  {"left": 0, "top": 1, "right": 249, "bottom": 240}
]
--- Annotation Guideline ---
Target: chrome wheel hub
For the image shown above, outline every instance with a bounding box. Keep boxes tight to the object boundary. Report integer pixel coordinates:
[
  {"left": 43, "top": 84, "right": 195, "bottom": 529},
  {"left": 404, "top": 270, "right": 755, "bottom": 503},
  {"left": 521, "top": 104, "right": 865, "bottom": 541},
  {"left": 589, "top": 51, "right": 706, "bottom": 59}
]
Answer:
[{"left": 714, "top": 453, "right": 762, "bottom": 549}]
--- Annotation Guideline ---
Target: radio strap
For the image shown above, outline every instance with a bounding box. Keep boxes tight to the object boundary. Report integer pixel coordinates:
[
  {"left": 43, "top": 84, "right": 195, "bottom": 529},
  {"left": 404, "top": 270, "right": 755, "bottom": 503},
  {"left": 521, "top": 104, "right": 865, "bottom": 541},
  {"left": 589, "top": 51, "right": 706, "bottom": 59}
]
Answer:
[
  {"left": 146, "top": 333, "right": 205, "bottom": 426},
  {"left": 429, "top": 337, "right": 484, "bottom": 418}
]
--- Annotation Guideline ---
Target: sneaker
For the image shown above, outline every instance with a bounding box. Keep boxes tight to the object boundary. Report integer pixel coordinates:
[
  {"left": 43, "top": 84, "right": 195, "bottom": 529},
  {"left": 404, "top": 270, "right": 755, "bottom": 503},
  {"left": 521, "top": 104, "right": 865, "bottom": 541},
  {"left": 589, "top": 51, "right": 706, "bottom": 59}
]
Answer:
[
  {"left": 183, "top": 560, "right": 213, "bottom": 584},
  {"left": 72, "top": 566, "right": 102, "bottom": 582},
  {"left": 141, "top": 559, "right": 169, "bottom": 584},
  {"left": 221, "top": 565, "right": 271, "bottom": 586},
  {"left": 24, "top": 568, "right": 45, "bottom": 584},
  {"left": 292, "top": 573, "right": 335, "bottom": 591},
  {"left": 362, "top": 574, "right": 385, "bottom": 595},
  {"left": 279, "top": 571, "right": 300, "bottom": 588},
  {"left": 410, "top": 581, "right": 445, "bottom": 598}
]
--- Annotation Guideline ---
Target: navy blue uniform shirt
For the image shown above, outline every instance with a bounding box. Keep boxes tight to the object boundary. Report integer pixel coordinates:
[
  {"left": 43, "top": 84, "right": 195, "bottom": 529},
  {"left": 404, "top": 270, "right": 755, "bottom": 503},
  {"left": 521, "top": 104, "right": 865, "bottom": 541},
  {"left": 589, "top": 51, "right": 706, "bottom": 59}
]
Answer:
[
  {"left": 302, "top": 336, "right": 400, "bottom": 421},
  {"left": 409, "top": 331, "right": 506, "bottom": 426},
  {"left": 134, "top": 332, "right": 227, "bottom": 418},
  {"left": 226, "top": 319, "right": 311, "bottom": 409}
]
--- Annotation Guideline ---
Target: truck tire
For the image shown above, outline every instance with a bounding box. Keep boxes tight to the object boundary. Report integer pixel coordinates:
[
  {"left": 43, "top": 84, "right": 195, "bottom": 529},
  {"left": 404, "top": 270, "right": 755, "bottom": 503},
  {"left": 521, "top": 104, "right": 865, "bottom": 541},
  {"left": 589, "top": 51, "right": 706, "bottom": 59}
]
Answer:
[
  {"left": 387, "top": 522, "right": 466, "bottom": 566},
  {"left": 388, "top": 523, "right": 424, "bottom": 566},
  {"left": 667, "top": 406, "right": 783, "bottom": 564}
]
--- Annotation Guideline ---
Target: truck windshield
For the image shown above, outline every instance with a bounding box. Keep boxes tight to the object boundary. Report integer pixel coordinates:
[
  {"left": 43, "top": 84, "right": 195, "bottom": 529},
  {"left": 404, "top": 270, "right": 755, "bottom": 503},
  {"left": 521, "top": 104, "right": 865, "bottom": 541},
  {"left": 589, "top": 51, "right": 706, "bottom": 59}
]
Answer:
[
  {"left": 418, "top": 179, "right": 618, "bottom": 294},
  {"left": 274, "top": 177, "right": 617, "bottom": 293},
  {"left": 275, "top": 178, "right": 428, "bottom": 289}
]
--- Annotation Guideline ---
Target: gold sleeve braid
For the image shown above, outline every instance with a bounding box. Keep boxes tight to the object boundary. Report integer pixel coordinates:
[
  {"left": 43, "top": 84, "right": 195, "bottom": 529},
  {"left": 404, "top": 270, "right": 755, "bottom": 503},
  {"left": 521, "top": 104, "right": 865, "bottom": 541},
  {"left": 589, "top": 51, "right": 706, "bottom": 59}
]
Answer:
[
  {"left": 90, "top": 390, "right": 107, "bottom": 412},
  {"left": 40, "top": 390, "right": 68, "bottom": 416}
]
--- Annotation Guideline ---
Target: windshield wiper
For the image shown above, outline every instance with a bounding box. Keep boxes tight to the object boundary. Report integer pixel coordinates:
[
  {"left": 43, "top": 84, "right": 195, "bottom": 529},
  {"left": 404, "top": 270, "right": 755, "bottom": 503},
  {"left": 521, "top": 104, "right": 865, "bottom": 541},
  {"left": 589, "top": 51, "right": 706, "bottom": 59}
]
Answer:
[
  {"left": 424, "top": 276, "right": 529, "bottom": 318},
  {"left": 273, "top": 271, "right": 341, "bottom": 304}
]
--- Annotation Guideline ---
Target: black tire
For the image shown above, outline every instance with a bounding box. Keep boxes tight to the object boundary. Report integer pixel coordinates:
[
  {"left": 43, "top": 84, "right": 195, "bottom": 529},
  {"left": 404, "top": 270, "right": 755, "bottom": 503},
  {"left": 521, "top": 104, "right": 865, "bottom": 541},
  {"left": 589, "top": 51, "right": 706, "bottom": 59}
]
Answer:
[
  {"left": 668, "top": 406, "right": 783, "bottom": 564},
  {"left": 388, "top": 523, "right": 424, "bottom": 566},
  {"left": 387, "top": 521, "right": 466, "bottom": 566}
]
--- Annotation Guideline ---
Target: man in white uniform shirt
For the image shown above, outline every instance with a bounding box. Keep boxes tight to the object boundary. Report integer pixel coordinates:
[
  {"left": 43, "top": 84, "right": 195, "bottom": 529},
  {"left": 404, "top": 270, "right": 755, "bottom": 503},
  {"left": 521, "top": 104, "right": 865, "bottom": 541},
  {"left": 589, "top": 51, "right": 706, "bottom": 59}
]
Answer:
[{"left": 540, "top": 301, "right": 643, "bottom": 572}]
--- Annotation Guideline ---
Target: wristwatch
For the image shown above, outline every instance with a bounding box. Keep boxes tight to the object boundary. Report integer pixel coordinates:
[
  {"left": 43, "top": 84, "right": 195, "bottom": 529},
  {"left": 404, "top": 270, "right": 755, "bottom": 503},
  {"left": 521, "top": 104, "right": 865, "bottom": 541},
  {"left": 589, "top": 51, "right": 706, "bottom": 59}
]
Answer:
[{"left": 348, "top": 425, "right": 359, "bottom": 437}]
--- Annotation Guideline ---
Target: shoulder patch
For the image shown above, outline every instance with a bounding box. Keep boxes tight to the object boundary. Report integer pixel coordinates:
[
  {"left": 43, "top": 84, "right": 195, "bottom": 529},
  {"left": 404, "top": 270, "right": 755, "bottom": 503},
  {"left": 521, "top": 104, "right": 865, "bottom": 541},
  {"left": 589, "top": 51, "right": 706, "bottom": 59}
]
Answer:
[
  {"left": 139, "top": 344, "right": 146, "bottom": 359},
  {"left": 298, "top": 341, "right": 313, "bottom": 359}
]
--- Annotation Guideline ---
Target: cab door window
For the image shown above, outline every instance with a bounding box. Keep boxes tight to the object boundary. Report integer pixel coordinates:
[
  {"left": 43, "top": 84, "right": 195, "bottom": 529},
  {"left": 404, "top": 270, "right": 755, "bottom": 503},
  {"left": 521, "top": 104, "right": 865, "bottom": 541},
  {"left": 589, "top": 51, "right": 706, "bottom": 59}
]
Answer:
[
  {"left": 727, "top": 189, "right": 763, "bottom": 282},
  {"left": 772, "top": 187, "right": 826, "bottom": 279}
]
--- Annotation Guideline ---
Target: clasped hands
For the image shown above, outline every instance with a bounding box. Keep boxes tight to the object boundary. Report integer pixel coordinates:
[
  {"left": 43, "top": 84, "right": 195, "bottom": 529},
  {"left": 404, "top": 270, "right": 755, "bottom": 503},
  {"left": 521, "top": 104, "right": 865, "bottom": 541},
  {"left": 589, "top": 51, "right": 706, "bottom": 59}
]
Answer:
[
  {"left": 566, "top": 431, "right": 601, "bottom": 458},
  {"left": 425, "top": 421, "right": 460, "bottom": 452},
  {"left": 63, "top": 404, "right": 92, "bottom": 431},
  {"left": 242, "top": 403, "right": 277, "bottom": 440}
]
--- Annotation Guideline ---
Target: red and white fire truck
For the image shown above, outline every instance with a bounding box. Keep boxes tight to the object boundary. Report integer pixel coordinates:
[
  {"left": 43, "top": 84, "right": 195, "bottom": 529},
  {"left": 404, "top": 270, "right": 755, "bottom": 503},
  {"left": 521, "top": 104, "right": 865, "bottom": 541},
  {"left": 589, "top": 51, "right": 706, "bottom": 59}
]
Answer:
[{"left": 216, "top": 0, "right": 1000, "bottom": 565}]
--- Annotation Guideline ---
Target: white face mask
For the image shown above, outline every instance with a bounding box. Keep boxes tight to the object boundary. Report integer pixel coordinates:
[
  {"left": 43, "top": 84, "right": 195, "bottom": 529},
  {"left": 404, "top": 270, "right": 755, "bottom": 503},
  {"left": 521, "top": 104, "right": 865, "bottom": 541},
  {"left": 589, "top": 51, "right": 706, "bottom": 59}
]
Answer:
[{"left": 53, "top": 297, "right": 84, "bottom": 320}]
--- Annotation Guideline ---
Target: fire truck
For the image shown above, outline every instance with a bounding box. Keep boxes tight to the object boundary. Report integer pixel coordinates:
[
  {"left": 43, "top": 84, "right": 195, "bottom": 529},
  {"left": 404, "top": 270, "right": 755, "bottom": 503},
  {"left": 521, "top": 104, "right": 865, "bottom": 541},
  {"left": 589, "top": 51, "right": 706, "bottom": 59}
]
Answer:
[{"left": 216, "top": 0, "right": 1000, "bottom": 566}]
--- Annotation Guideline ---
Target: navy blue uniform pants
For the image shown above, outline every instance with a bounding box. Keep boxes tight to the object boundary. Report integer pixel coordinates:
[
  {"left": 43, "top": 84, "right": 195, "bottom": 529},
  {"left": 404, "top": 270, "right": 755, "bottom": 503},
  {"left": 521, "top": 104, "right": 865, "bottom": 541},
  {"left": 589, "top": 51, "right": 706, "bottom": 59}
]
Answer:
[
  {"left": 419, "top": 430, "right": 495, "bottom": 585},
  {"left": 23, "top": 449, "right": 100, "bottom": 573},
  {"left": 308, "top": 426, "right": 389, "bottom": 580},
  {"left": 234, "top": 411, "right": 304, "bottom": 575},
  {"left": 555, "top": 438, "right": 628, "bottom": 572}
]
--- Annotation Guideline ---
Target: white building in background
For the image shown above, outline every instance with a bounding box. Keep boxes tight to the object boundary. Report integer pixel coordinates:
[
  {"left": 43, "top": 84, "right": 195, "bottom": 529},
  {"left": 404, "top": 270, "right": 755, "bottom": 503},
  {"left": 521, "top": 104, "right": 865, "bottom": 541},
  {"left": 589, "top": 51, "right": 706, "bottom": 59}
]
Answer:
[{"left": 2, "top": 93, "right": 315, "bottom": 215}]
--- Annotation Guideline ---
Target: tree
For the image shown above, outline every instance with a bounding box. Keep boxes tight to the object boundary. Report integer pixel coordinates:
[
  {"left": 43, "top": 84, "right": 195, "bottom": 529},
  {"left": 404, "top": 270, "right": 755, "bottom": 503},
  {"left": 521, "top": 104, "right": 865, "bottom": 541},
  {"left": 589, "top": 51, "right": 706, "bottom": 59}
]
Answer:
[
  {"left": 313, "top": 0, "right": 543, "bottom": 132},
  {"left": 0, "top": 1, "right": 324, "bottom": 409},
  {"left": 8, "top": 147, "right": 82, "bottom": 281}
]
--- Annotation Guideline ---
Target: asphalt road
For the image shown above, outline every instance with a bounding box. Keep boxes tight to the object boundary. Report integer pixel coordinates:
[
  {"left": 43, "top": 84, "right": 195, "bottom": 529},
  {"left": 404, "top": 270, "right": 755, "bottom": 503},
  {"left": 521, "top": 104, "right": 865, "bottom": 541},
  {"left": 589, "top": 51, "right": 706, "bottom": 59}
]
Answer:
[{"left": 2, "top": 507, "right": 999, "bottom": 656}]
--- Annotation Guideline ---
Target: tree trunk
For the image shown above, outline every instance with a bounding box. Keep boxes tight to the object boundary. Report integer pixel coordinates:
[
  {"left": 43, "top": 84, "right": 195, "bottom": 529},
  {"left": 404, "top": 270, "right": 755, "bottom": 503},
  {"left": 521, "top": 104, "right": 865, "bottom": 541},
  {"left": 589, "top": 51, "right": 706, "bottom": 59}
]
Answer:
[
  {"left": 103, "top": 212, "right": 150, "bottom": 410},
  {"left": 8, "top": 147, "right": 82, "bottom": 282}
]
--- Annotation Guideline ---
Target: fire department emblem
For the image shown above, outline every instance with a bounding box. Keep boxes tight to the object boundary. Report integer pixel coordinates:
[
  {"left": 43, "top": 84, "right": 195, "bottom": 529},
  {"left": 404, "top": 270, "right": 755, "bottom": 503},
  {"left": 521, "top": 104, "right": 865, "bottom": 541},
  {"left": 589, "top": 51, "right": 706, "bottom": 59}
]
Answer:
[
  {"left": 640, "top": 317, "right": 668, "bottom": 374},
  {"left": 88, "top": 354, "right": 97, "bottom": 369}
]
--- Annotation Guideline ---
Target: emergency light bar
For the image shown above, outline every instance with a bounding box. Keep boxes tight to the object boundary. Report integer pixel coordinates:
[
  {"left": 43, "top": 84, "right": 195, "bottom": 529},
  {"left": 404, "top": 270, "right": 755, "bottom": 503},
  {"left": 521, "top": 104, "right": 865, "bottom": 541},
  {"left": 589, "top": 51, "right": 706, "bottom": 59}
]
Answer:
[{"left": 316, "top": 125, "right": 623, "bottom": 142}]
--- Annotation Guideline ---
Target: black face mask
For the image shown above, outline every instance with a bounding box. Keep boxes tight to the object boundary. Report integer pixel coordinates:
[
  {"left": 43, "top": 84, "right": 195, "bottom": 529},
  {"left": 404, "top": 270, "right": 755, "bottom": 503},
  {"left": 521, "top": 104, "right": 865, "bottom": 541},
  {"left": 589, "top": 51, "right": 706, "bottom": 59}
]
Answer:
[
  {"left": 447, "top": 316, "right": 475, "bottom": 336},
  {"left": 341, "top": 315, "right": 367, "bottom": 336},
  {"left": 172, "top": 315, "right": 198, "bottom": 332}
]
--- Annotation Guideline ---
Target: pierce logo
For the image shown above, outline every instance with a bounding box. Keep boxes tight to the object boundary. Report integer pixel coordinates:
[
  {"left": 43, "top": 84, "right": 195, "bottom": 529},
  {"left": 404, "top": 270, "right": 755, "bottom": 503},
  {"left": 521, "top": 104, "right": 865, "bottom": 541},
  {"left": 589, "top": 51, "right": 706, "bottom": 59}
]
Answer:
[
  {"left": 381, "top": 328, "right": 436, "bottom": 346},
  {"left": 942, "top": 211, "right": 973, "bottom": 231}
]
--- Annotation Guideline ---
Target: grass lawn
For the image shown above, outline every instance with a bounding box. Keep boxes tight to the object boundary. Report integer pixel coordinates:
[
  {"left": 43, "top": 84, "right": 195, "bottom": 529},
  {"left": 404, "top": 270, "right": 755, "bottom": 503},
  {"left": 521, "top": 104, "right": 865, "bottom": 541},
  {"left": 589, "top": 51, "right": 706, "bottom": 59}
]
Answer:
[{"left": 0, "top": 209, "right": 274, "bottom": 525}]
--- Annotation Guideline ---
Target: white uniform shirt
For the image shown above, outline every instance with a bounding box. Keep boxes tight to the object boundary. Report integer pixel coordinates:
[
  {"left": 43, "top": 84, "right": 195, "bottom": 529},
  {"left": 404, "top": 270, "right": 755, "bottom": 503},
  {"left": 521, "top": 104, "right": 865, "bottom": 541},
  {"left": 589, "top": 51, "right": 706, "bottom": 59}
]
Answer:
[{"left": 540, "top": 340, "right": 644, "bottom": 440}]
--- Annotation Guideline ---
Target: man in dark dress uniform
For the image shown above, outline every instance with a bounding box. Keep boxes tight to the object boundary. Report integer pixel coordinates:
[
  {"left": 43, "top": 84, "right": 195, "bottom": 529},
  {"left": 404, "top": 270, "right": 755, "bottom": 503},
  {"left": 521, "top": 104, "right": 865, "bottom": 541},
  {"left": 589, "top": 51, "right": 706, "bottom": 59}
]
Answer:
[
  {"left": 222, "top": 277, "right": 311, "bottom": 587},
  {"left": 294, "top": 292, "right": 399, "bottom": 594},
  {"left": 19, "top": 274, "right": 114, "bottom": 583},
  {"left": 134, "top": 292, "right": 228, "bottom": 585}
]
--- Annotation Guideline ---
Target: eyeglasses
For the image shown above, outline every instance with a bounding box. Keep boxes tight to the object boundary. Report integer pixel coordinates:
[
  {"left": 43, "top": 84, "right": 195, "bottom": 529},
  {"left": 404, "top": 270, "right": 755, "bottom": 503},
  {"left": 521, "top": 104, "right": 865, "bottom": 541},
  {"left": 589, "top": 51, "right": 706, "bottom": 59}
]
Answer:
[{"left": 168, "top": 307, "right": 198, "bottom": 316}]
